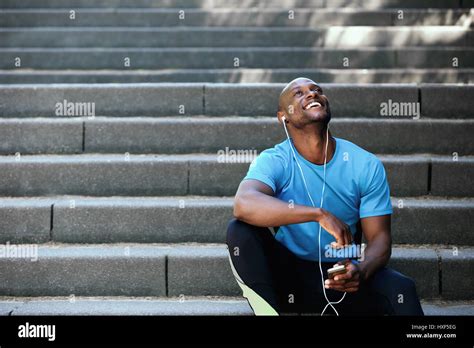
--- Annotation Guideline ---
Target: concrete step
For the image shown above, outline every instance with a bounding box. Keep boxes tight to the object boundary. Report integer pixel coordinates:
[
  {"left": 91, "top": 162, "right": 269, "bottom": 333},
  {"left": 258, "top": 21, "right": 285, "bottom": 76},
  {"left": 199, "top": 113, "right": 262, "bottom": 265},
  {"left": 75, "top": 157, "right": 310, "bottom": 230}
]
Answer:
[
  {"left": 0, "top": 47, "right": 471, "bottom": 69},
  {"left": 0, "top": 83, "right": 472, "bottom": 118},
  {"left": 0, "top": 244, "right": 472, "bottom": 300},
  {"left": 0, "top": 196, "right": 472, "bottom": 245},
  {"left": 0, "top": 118, "right": 83, "bottom": 155},
  {"left": 1, "top": 68, "right": 472, "bottom": 84},
  {"left": 0, "top": 296, "right": 254, "bottom": 316},
  {"left": 85, "top": 118, "right": 474, "bottom": 155},
  {"left": 1, "top": 117, "right": 473, "bottom": 155},
  {"left": 419, "top": 300, "right": 474, "bottom": 315},
  {"left": 0, "top": 297, "right": 472, "bottom": 315},
  {"left": 0, "top": 0, "right": 467, "bottom": 9},
  {"left": 0, "top": 9, "right": 470, "bottom": 27},
  {"left": 1, "top": 27, "right": 471, "bottom": 48},
  {"left": 0, "top": 154, "right": 471, "bottom": 197}
]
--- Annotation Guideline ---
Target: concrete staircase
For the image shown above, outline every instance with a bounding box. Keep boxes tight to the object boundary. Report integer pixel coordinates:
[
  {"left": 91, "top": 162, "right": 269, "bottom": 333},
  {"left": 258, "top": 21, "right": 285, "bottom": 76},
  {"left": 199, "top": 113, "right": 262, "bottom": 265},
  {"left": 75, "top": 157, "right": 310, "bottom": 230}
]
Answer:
[{"left": 0, "top": 0, "right": 473, "bottom": 315}]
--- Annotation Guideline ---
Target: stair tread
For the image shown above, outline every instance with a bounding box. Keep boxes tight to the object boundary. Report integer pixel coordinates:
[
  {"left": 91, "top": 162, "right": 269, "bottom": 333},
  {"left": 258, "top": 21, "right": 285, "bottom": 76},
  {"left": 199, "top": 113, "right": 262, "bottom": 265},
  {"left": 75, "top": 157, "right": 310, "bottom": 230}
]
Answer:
[
  {"left": 2, "top": 116, "right": 473, "bottom": 121},
  {"left": 0, "top": 297, "right": 473, "bottom": 316},
  {"left": 0, "top": 153, "right": 472, "bottom": 160},
  {"left": 2, "top": 243, "right": 472, "bottom": 251},
  {"left": 3, "top": 68, "right": 472, "bottom": 72},
  {"left": 0, "top": 195, "right": 472, "bottom": 202}
]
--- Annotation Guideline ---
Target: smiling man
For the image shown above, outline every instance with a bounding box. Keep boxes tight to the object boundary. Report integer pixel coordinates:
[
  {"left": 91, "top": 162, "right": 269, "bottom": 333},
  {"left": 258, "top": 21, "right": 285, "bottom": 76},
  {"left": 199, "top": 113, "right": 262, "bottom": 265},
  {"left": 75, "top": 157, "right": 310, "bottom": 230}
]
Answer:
[{"left": 226, "top": 77, "right": 424, "bottom": 316}]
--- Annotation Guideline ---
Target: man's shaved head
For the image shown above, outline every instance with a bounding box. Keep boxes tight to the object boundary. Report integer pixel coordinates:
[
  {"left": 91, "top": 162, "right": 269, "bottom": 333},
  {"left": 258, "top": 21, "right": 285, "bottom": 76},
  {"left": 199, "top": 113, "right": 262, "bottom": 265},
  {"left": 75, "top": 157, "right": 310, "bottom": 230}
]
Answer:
[{"left": 278, "top": 77, "right": 316, "bottom": 113}]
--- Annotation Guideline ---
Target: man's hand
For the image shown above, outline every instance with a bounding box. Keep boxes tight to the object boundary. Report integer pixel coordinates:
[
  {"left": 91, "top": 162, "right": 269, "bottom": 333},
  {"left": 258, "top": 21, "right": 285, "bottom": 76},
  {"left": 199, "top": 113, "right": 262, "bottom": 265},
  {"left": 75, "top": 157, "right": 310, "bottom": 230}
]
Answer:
[
  {"left": 317, "top": 209, "right": 353, "bottom": 247},
  {"left": 324, "top": 259, "right": 364, "bottom": 293}
]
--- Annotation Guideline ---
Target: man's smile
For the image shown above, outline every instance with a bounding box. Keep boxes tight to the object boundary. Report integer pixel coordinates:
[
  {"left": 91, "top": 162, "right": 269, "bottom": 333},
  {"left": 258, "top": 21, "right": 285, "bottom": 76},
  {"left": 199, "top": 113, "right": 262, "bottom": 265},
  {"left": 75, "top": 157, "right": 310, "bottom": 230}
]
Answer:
[{"left": 304, "top": 100, "right": 323, "bottom": 110}]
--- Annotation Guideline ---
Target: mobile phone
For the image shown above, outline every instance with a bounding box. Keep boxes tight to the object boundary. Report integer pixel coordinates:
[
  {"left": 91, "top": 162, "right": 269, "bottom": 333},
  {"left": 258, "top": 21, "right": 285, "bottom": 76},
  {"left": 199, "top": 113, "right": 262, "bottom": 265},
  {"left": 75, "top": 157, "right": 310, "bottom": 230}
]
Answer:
[{"left": 327, "top": 264, "right": 346, "bottom": 279}]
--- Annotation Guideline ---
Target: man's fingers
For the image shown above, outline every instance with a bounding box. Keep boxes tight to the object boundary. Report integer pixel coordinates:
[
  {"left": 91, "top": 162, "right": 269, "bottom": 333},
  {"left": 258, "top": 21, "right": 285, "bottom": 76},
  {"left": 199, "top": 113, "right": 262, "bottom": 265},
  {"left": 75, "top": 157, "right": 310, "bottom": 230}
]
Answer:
[
  {"left": 325, "top": 283, "right": 345, "bottom": 290},
  {"left": 325, "top": 278, "right": 357, "bottom": 288},
  {"left": 347, "top": 226, "right": 353, "bottom": 242},
  {"left": 345, "top": 228, "right": 353, "bottom": 244},
  {"left": 342, "top": 232, "right": 348, "bottom": 245},
  {"left": 335, "top": 269, "right": 359, "bottom": 281},
  {"left": 325, "top": 279, "right": 345, "bottom": 287},
  {"left": 325, "top": 282, "right": 359, "bottom": 292},
  {"left": 332, "top": 232, "right": 353, "bottom": 247},
  {"left": 343, "top": 287, "right": 359, "bottom": 293},
  {"left": 326, "top": 284, "right": 357, "bottom": 292},
  {"left": 339, "top": 230, "right": 347, "bottom": 246},
  {"left": 342, "top": 281, "right": 359, "bottom": 288},
  {"left": 334, "top": 272, "right": 351, "bottom": 281},
  {"left": 347, "top": 230, "right": 353, "bottom": 245}
]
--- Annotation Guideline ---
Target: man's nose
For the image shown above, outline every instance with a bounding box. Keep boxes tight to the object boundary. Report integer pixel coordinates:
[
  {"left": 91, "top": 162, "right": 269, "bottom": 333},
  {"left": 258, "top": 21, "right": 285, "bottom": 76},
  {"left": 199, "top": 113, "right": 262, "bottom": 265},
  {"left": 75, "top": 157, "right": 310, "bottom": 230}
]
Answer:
[{"left": 305, "top": 90, "right": 319, "bottom": 99}]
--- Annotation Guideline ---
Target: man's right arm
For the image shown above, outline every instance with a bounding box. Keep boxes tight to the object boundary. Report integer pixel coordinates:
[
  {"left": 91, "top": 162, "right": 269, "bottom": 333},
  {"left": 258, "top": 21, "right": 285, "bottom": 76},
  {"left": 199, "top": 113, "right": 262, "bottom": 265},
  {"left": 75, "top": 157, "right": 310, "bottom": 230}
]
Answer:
[{"left": 233, "top": 179, "right": 353, "bottom": 246}]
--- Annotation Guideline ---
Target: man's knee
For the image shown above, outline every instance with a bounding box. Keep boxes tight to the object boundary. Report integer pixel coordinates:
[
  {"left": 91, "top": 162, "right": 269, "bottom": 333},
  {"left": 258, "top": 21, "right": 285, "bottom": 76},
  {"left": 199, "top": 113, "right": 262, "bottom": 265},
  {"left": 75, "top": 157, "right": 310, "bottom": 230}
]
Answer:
[
  {"left": 227, "top": 218, "right": 247, "bottom": 245},
  {"left": 373, "top": 268, "right": 419, "bottom": 297},
  {"left": 397, "top": 273, "right": 417, "bottom": 295},
  {"left": 226, "top": 218, "right": 262, "bottom": 248},
  {"left": 390, "top": 270, "right": 417, "bottom": 297},
  {"left": 371, "top": 268, "right": 421, "bottom": 300},
  {"left": 399, "top": 273, "right": 416, "bottom": 291},
  {"left": 226, "top": 218, "right": 277, "bottom": 262},
  {"left": 368, "top": 268, "right": 423, "bottom": 315}
]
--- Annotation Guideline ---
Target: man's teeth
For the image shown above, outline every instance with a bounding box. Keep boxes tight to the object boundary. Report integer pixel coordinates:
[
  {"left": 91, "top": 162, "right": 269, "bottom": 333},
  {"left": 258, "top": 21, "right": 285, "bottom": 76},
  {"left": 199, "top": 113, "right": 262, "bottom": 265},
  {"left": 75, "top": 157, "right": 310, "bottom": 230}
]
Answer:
[{"left": 305, "top": 101, "right": 321, "bottom": 110}]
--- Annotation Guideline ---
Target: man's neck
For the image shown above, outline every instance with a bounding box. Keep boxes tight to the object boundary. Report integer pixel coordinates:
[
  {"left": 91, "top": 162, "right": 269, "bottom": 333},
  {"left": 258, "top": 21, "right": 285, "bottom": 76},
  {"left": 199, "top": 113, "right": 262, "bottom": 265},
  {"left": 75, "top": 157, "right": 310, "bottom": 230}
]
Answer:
[{"left": 290, "top": 124, "right": 335, "bottom": 165}]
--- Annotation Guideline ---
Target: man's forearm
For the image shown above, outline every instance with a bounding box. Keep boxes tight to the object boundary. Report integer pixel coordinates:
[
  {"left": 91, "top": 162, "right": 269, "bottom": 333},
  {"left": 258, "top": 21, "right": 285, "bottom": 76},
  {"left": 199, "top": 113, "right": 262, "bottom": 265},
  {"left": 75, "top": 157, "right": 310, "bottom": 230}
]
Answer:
[
  {"left": 234, "top": 190, "right": 322, "bottom": 227},
  {"left": 358, "top": 233, "right": 391, "bottom": 281}
]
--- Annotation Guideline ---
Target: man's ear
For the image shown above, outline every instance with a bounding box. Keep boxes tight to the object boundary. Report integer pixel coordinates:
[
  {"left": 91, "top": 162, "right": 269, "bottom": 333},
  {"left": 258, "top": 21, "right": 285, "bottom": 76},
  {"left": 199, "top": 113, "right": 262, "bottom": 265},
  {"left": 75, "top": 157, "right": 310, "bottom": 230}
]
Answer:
[{"left": 277, "top": 111, "right": 286, "bottom": 124}]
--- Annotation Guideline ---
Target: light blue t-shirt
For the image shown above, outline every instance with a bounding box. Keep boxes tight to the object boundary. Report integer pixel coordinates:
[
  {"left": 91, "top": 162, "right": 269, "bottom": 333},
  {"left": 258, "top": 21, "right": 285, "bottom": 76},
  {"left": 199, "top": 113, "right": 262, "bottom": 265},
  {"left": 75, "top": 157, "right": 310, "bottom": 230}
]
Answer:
[{"left": 243, "top": 137, "right": 393, "bottom": 262}]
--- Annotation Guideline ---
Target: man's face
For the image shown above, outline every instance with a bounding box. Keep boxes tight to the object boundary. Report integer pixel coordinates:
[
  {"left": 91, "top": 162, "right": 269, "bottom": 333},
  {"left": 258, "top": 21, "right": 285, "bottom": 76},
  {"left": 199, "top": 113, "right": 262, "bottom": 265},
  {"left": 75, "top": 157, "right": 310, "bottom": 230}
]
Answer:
[{"left": 280, "top": 78, "right": 331, "bottom": 128}]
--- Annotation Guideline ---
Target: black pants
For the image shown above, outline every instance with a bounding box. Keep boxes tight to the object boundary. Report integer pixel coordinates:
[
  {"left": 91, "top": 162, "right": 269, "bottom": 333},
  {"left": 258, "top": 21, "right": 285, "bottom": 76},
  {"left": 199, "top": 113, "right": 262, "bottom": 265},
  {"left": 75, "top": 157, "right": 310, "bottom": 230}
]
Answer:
[{"left": 226, "top": 219, "right": 424, "bottom": 316}]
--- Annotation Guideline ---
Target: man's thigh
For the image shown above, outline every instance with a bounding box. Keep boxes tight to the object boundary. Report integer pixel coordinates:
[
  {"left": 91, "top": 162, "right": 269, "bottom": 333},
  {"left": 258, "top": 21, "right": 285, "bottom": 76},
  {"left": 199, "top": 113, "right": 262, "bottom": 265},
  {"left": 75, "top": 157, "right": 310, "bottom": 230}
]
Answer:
[
  {"left": 268, "top": 237, "right": 308, "bottom": 314},
  {"left": 292, "top": 261, "right": 344, "bottom": 315},
  {"left": 226, "top": 219, "right": 305, "bottom": 314}
]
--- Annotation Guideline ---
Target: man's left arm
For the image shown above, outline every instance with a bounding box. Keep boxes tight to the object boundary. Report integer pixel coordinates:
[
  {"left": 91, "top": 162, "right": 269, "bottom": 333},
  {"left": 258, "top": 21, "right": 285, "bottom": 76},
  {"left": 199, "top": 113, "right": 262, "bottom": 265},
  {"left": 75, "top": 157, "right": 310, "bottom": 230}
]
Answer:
[{"left": 357, "top": 214, "right": 392, "bottom": 280}]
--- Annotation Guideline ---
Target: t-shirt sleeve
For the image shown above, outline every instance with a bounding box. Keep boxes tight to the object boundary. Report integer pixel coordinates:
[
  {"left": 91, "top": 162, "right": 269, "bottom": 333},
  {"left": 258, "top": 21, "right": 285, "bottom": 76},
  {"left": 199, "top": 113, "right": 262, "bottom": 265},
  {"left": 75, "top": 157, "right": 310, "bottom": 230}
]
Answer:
[
  {"left": 359, "top": 157, "right": 393, "bottom": 218},
  {"left": 243, "top": 150, "right": 285, "bottom": 193}
]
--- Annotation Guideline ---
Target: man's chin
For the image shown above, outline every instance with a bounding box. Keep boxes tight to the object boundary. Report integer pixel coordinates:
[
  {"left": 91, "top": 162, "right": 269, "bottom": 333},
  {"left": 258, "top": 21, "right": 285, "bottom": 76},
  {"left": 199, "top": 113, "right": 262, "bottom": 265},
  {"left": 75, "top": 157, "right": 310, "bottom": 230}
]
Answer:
[{"left": 304, "top": 109, "right": 330, "bottom": 123}]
